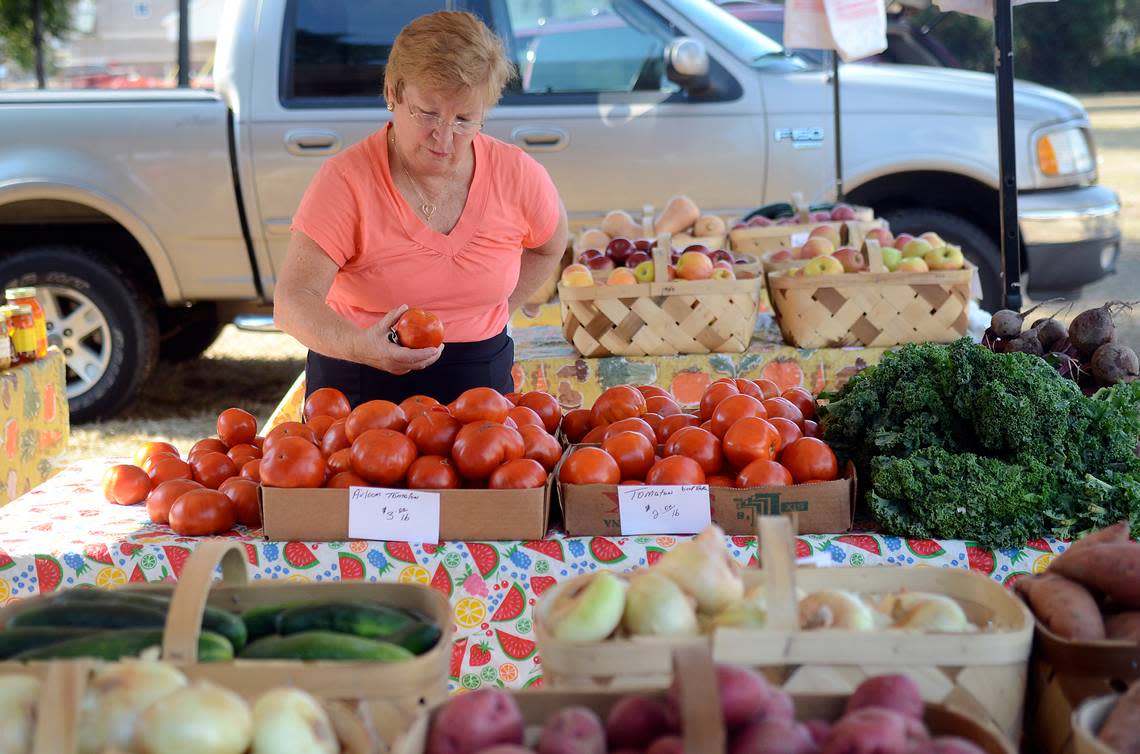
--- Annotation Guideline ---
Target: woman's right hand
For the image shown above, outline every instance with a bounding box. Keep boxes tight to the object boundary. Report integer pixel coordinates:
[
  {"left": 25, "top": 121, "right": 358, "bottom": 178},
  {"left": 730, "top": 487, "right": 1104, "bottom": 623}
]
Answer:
[{"left": 354, "top": 305, "right": 444, "bottom": 375}]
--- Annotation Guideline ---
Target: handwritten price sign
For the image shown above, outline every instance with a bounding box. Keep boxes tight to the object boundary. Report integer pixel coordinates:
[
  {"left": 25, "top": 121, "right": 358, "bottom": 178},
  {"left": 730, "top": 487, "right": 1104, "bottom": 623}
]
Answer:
[
  {"left": 617, "top": 484, "right": 711, "bottom": 535},
  {"left": 347, "top": 487, "right": 440, "bottom": 543}
]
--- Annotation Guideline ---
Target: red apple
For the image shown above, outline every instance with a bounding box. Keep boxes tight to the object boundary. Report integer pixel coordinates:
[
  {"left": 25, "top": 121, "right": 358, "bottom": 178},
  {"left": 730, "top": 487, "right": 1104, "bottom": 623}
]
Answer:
[
  {"left": 577, "top": 248, "right": 604, "bottom": 264},
  {"left": 765, "top": 249, "right": 794, "bottom": 263},
  {"left": 607, "top": 237, "right": 635, "bottom": 265},
  {"left": 811, "top": 211, "right": 832, "bottom": 222},
  {"left": 748, "top": 216, "right": 774, "bottom": 227},
  {"left": 634, "top": 239, "right": 654, "bottom": 252},
  {"left": 709, "top": 249, "right": 734, "bottom": 264},
  {"left": 732, "top": 222, "right": 749, "bottom": 231},
  {"left": 797, "top": 238, "right": 835, "bottom": 259},
  {"left": 585, "top": 255, "right": 615, "bottom": 272},
  {"left": 683, "top": 244, "right": 711, "bottom": 256},
  {"left": 713, "top": 259, "right": 734, "bottom": 272},
  {"left": 626, "top": 250, "right": 652, "bottom": 268},
  {"left": 832, "top": 247, "right": 867, "bottom": 272},
  {"left": 893, "top": 233, "right": 915, "bottom": 251},
  {"left": 830, "top": 204, "right": 857, "bottom": 221},
  {"left": 864, "top": 227, "right": 894, "bottom": 247},
  {"left": 675, "top": 251, "right": 714, "bottom": 280}
]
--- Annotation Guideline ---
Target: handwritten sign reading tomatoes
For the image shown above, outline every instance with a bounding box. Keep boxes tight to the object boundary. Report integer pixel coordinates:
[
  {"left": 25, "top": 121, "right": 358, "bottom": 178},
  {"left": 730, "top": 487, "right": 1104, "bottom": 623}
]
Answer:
[
  {"left": 348, "top": 487, "right": 440, "bottom": 543},
  {"left": 617, "top": 484, "right": 711, "bottom": 536}
]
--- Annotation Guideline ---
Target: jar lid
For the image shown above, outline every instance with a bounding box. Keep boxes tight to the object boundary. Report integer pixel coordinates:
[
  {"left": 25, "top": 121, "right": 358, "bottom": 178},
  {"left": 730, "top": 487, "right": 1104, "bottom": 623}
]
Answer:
[
  {"left": 4, "top": 287, "right": 37, "bottom": 300},
  {"left": 11, "top": 305, "right": 33, "bottom": 316}
]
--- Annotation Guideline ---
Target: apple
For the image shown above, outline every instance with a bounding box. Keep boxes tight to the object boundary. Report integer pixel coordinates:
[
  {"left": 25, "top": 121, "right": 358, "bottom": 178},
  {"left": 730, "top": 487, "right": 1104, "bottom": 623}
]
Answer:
[
  {"left": 732, "top": 222, "right": 749, "bottom": 231},
  {"left": 832, "top": 247, "right": 866, "bottom": 273},
  {"left": 893, "top": 233, "right": 915, "bottom": 250},
  {"left": 712, "top": 259, "right": 734, "bottom": 272},
  {"left": 584, "top": 255, "right": 615, "bottom": 272},
  {"left": 626, "top": 250, "right": 652, "bottom": 268},
  {"left": 920, "top": 232, "right": 945, "bottom": 248},
  {"left": 577, "top": 248, "right": 604, "bottom": 265},
  {"left": 711, "top": 267, "right": 735, "bottom": 280},
  {"left": 765, "top": 249, "right": 794, "bottom": 263},
  {"left": 683, "top": 244, "right": 711, "bottom": 256},
  {"left": 670, "top": 251, "right": 681, "bottom": 265},
  {"left": 606, "top": 237, "right": 635, "bottom": 265},
  {"left": 666, "top": 265, "right": 677, "bottom": 281},
  {"left": 924, "top": 244, "right": 965, "bottom": 270},
  {"left": 797, "top": 238, "right": 835, "bottom": 259},
  {"left": 633, "top": 260, "right": 656, "bottom": 283},
  {"left": 675, "top": 251, "right": 714, "bottom": 280},
  {"left": 561, "top": 264, "right": 594, "bottom": 287},
  {"left": 830, "top": 204, "right": 857, "bottom": 221},
  {"left": 607, "top": 267, "right": 638, "bottom": 285},
  {"left": 709, "top": 249, "right": 734, "bottom": 265},
  {"left": 748, "top": 216, "right": 774, "bottom": 227},
  {"left": 634, "top": 239, "right": 654, "bottom": 252},
  {"left": 895, "top": 257, "right": 929, "bottom": 273},
  {"left": 902, "top": 238, "right": 934, "bottom": 259},
  {"left": 787, "top": 267, "right": 803, "bottom": 277},
  {"left": 808, "top": 225, "right": 841, "bottom": 248},
  {"left": 864, "top": 227, "right": 894, "bottom": 248},
  {"left": 811, "top": 211, "right": 832, "bottom": 222},
  {"left": 879, "top": 246, "right": 903, "bottom": 272},
  {"left": 804, "top": 256, "right": 844, "bottom": 276}
]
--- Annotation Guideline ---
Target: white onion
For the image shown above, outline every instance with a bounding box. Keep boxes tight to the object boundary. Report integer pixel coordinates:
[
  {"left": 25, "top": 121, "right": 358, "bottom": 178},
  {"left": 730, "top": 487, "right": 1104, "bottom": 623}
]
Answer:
[
  {"left": 78, "top": 662, "right": 187, "bottom": 754},
  {"left": 0, "top": 674, "right": 40, "bottom": 754},
  {"left": 133, "top": 681, "right": 252, "bottom": 754},
  {"left": 251, "top": 688, "right": 338, "bottom": 754},
  {"left": 623, "top": 570, "right": 699, "bottom": 637},
  {"left": 653, "top": 525, "right": 744, "bottom": 614}
]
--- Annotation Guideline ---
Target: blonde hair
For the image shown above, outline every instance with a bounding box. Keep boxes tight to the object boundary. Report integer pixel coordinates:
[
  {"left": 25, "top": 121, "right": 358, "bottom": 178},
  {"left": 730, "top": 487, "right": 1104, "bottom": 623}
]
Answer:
[{"left": 384, "top": 12, "right": 513, "bottom": 109}]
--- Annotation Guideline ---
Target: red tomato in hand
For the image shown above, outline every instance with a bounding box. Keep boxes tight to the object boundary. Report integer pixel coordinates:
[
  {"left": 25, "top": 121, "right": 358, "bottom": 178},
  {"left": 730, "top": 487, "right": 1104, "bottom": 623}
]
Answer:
[
  {"left": 146, "top": 478, "right": 201, "bottom": 525},
  {"left": 190, "top": 451, "right": 238, "bottom": 489},
  {"left": 736, "top": 459, "right": 794, "bottom": 488},
  {"left": 103, "top": 464, "right": 152, "bottom": 505},
  {"left": 603, "top": 417, "right": 656, "bottom": 446},
  {"left": 710, "top": 394, "right": 767, "bottom": 439},
  {"left": 602, "top": 431, "right": 655, "bottom": 481},
  {"left": 517, "top": 391, "right": 562, "bottom": 434},
  {"left": 393, "top": 308, "right": 444, "bottom": 349},
  {"left": 399, "top": 394, "right": 440, "bottom": 420},
  {"left": 321, "top": 418, "right": 351, "bottom": 456},
  {"left": 646, "top": 456, "right": 706, "bottom": 485},
  {"left": 260, "top": 435, "right": 326, "bottom": 488},
  {"left": 451, "top": 421, "right": 525, "bottom": 481},
  {"left": 407, "top": 411, "right": 462, "bottom": 457},
  {"left": 699, "top": 382, "right": 739, "bottom": 421},
  {"left": 134, "top": 441, "right": 180, "bottom": 468},
  {"left": 345, "top": 400, "right": 408, "bottom": 441},
  {"left": 168, "top": 488, "right": 235, "bottom": 536},
  {"left": 350, "top": 429, "right": 417, "bottom": 486},
  {"left": 489, "top": 458, "right": 548, "bottom": 489},
  {"left": 508, "top": 405, "right": 544, "bottom": 429},
  {"left": 218, "top": 477, "right": 261, "bottom": 527},
  {"left": 590, "top": 385, "right": 647, "bottom": 427},
  {"left": 406, "top": 455, "right": 461, "bottom": 490},
  {"left": 663, "top": 426, "right": 722, "bottom": 475},
  {"left": 781, "top": 387, "right": 817, "bottom": 421},
  {"left": 780, "top": 438, "right": 839, "bottom": 483},
  {"left": 722, "top": 417, "right": 781, "bottom": 470},
  {"left": 561, "top": 408, "right": 594, "bottom": 444},
  {"left": 452, "top": 388, "right": 511, "bottom": 424},
  {"left": 656, "top": 414, "right": 700, "bottom": 444},
  {"left": 519, "top": 425, "right": 562, "bottom": 472},
  {"left": 217, "top": 407, "right": 257, "bottom": 448},
  {"left": 558, "top": 447, "right": 620, "bottom": 485},
  {"left": 304, "top": 387, "right": 352, "bottom": 421}
]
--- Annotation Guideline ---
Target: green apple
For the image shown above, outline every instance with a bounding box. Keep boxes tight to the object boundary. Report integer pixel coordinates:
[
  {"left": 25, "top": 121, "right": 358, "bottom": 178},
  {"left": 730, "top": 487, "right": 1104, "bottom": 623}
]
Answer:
[
  {"left": 544, "top": 571, "right": 626, "bottom": 642},
  {"left": 804, "top": 256, "right": 845, "bottom": 276},
  {"left": 632, "top": 260, "right": 656, "bottom": 283},
  {"left": 902, "top": 238, "right": 934, "bottom": 259},
  {"left": 895, "top": 257, "right": 929, "bottom": 273},
  {"left": 880, "top": 246, "right": 903, "bottom": 272},
  {"left": 924, "top": 244, "right": 965, "bottom": 270}
]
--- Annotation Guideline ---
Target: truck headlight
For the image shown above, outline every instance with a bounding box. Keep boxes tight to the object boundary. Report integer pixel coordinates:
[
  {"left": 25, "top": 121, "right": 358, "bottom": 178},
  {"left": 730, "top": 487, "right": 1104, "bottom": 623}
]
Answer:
[{"left": 1035, "top": 126, "right": 1094, "bottom": 178}]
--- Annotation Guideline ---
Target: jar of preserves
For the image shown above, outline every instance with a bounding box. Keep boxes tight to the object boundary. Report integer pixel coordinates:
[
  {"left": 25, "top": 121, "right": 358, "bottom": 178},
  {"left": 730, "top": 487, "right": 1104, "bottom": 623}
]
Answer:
[
  {"left": 0, "top": 307, "right": 12, "bottom": 370},
  {"left": 5, "top": 287, "right": 48, "bottom": 359},
  {"left": 9, "top": 305, "right": 37, "bottom": 364}
]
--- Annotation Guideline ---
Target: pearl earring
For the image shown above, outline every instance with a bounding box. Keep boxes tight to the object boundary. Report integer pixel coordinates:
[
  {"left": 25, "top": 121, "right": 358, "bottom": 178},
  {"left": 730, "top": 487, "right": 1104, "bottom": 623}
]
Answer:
[{"left": 386, "top": 103, "right": 394, "bottom": 111}]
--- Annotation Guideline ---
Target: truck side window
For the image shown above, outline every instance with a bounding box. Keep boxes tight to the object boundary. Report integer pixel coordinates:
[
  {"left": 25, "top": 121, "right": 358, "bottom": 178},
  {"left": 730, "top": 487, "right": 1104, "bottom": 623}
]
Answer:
[{"left": 283, "top": 0, "right": 446, "bottom": 104}]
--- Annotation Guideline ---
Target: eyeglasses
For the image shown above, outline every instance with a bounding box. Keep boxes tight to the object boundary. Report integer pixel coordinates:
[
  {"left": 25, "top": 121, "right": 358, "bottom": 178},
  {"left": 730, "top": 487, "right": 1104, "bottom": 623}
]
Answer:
[{"left": 406, "top": 102, "right": 484, "bottom": 136}]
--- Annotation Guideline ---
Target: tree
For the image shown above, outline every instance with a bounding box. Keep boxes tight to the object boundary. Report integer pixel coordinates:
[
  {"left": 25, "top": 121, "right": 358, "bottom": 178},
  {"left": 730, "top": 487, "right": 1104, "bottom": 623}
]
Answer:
[
  {"left": 0, "top": 0, "right": 73, "bottom": 88},
  {"left": 1013, "top": 0, "right": 1117, "bottom": 90}
]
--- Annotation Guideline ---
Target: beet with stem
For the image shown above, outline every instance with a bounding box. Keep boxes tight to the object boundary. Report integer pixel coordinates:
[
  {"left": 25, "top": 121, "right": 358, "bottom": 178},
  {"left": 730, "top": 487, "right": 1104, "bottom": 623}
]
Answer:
[
  {"left": 1090, "top": 342, "right": 1140, "bottom": 385},
  {"left": 989, "top": 298, "right": 1063, "bottom": 339},
  {"left": 1069, "top": 301, "right": 1137, "bottom": 359}
]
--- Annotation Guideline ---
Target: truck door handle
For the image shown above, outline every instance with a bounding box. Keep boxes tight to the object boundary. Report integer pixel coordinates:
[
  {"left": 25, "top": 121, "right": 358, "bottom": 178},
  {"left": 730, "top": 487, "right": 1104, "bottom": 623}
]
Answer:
[
  {"left": 511, "top": 126, "right": 569, "bottom": 153},
  {"left": 284, "top": 129, "right": 341, "bottom": 156}
]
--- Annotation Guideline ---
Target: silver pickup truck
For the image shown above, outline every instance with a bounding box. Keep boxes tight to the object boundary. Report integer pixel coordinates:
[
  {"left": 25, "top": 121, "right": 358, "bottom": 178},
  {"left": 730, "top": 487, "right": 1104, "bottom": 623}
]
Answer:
[{"left": 0, "top": 0, "right": 1121, "bottom": 421}]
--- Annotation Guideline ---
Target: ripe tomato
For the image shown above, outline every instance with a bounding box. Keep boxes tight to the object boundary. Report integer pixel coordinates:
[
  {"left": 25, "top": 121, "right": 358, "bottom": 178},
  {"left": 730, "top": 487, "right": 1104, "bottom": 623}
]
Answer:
[
  {"left": 251, "top": 435, "right": 266, "bottom": 451},
  {"left": 656, "top": 414, "right": 700, "bottom": 444},
  {"left": 645, "top": 395, "right": 682, "bottom": 417},
  {"left": 489, "top": 458, "right": 548, "bottom": 490},
  {"left": 218, "top": 477, "right": 261, "bottom": 527},
  {"left": 558, "top": 447, "right": 620, "bottom": 485},
  {"left": 602, "top": 431, "right": 655, "bottom": 481},
  {"left": 603, "top": 417, "right": 656, "bottom": 446},
  {"left": 240, "top": 459, "right": 261, "bottom": 482},
  {"left": 345, "top": 400, "right": 408, "bottom": 441},
  {"left": 452, "top": 388, "right": 511, "bottom": 424},
  {"left": 168, "top": 488, "right": 235, "bottom": 536},
  {"left": 762, "top": 397, "right": 804, "bottom": 429},
  {"left": 561, "top": 408, "right": 594, "bottom": 444},
  {"left": 190, "top": 451, "right": 238, "bottom": 489},
  {"left": 394, "top": 308, "right": 445, "bottom": 349},
  {"left": 146, "top": 478, "right": 201, "bottom": 525},
  {"left": 590, "top": 385, "right": 647, "bottom": 427},
  {"left": 663, "top": 427, "right": 722, "bottom": 475},
  {"left": 642, "top": 413, "right": 664, "bottom": 441},
  {"left": 407, "top": 411, "right": 462, "bottom": 456},
  {"left": 399, "top": 394, "right": 440, "bottom": 420},
  {"left": 722, "top": 417, "right": 782, "bottom": 470},
  {"left": 217, "top": 407, "right": 257, "bottom": 448},
  {"left": 508, "top": 405, "right": 544, "bottom": 429},
  {"left": 321, "top": 418, "right": 351, "bottom": 456},
  {"left": 326, "top": 471, "right": 369, "bottom": 489},
  {"left": 505, "top": 391, "right": 522, "bottom": 405},
  {"left": 227, "top": 443, "right": 261, "bottom": 469},
  {"left": 781, "top": 438, "right": 839, "bottom": 483},
  {"left": 781, "top": 388, "right": 817, "bottom": 421},
  {"left": 636, "top": 384, "right": 672, "bottom": 400},
  {"left": 581, "top": 425, "right": 608, "bottom": 444},
  {"left": 305, "top": 415, "right": 336, "bottom": 442},
  {"left": 710, "top": 394, "right": 767, "bottom": 439},
  {"left": 326, "top": 447, "right": 353, "bottom": 476},
  {"left": 451, "top": 421, "right": 525, "bottom": 481},
  {"left": 142, "top": 452, "right": 179, "bottom": 475},
  {"left": 188, "top": 438, "right": 228, "bottom": 462},
  {"left": 646, "top": 456, "right": 706, "bottom": 485},
  {"left": 304, "top": 387, "right": 352, "bottom": 421},
  {"left": 264, "top": 421, "right": 318, "bottom": 451},
  {"left": 406, "top": 455, "right": 462, "bottom": 490},
  {"left": 752, "top": 379, "right": 781, "bottom": 400},
  {"left": 768, "top": 418, "right": 803, "bottom": 456},
  {"left": 148, "top": 456, "right": 193, "bottom": 485},
  {"left": 620, "top": 479, "right": 646, "bottom": 486},
  {"left": 699, "top": 382, "right": 739, "bottom": 421},
  {"left": 260, "top": 435, "right": 326, "bottom": 488},
  {"left": 517, "top": 392, "right": 562, "bottom": 434},
  {"left": 103, "top": 464, "right": 152, "bottom": 505},
  {"left": 802, "top": 419, "right": 820, "bottom": 438},
  {"left": 519, "top": 425, "right": 562, "bottom": 472},
  {"left": 134, "top": 441, "right": 180, "bottom": 468},
  {"left": 350, "top": 429, "right": 417, "bottom": 486},
  {"left": 707, "top": 474, "right": 737, "bottom": 488},
  {"left": 736, "top": 459, "right": 794, "bottom": 488},
  {"left": 734, "top": 379, "right": 764, "bottom": 400}
]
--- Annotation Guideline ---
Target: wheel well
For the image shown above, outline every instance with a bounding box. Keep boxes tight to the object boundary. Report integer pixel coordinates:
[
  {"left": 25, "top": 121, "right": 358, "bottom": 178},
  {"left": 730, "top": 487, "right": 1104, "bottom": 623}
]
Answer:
[{"left": 0, "top": 199, "right": 163, "bottom": 304}]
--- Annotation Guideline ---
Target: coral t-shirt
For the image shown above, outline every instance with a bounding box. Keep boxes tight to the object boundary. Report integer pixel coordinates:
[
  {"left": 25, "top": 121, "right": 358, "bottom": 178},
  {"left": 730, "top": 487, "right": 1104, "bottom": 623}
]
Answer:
[{"left": 290, "top": 125, "right": 560, "bottom": 343}]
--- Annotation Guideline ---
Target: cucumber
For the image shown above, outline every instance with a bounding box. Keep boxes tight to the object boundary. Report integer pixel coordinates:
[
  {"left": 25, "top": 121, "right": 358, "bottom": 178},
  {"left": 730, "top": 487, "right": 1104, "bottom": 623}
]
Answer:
[
  {"left": 8, "top": 603, "right": 169, "bottom": 630},
  {"left": 13, "top": 629, "right": 233, "bottom": 662},
  {"left": 275, "top": 602, "right": 419, "bottom": 640},
  {"left": 239, "top": 631, "right": 414, "bottom": 662},
  {"left": 387, "top": 622, "right": 442, "bottom": 655},
  {"left": 240, "top": 601, "right": 311, "bottom": 641},
  {"left": 0, "top": 627, "right": 97, "bottom": 659}
]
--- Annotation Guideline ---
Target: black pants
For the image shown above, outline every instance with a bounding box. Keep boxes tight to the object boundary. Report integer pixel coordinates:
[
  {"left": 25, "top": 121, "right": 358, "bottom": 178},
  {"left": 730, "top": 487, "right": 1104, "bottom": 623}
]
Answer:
[{"left": 305, "top": 329, "right": 514, "bottom": 408}]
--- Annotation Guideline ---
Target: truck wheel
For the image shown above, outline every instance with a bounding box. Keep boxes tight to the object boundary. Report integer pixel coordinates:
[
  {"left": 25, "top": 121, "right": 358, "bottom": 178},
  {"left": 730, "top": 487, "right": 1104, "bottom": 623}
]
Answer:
[
  {"left": 0, "top": 246, "right": 158, "bottom": 423},
  {"left": 158, "top": 302, "right": 225, "bottom": 363},
  {"left": 879, "top": 208, "right": 1003, "bottom": 311}
]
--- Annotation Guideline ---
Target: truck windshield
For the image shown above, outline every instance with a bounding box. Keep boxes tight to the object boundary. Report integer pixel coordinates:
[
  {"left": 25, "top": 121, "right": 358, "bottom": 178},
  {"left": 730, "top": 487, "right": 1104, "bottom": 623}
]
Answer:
[{"left": 665, "top": 0, "right": 805, "bottom": 69}]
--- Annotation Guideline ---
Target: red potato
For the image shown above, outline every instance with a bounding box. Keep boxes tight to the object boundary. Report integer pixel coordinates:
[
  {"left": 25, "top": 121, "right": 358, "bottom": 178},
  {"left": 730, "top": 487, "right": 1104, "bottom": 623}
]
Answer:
[
  {"left": 821, "top": 708, "right": 928, "bottom": 754},
  {"left": 536, "top": 707, "right": 606, "bottom": 754},
  {"left": 1106, "top": 611, "right": 1140, "bottom": 641},
  {"left": 1099, "top": 681, "right": 1140, "bottom": 754},
  {"left": 425, "top": 689, "right": 524, "bottom": 754},
  {"left": 926, "top": 736, "right": 988, "bottom": 754},
  {"left": 729, "top": 718, "right": 817, "bottom": 754},
  {"left": 669, "top": 664, "right": 777, "bottom": 730},
  {"left": 1016, "top": 574, "right": 1106, "bottom": 640},
  {"left": 1049, "top": 542, "right": 1140, "bottom": 608},
  {"left": 606, "top": 696, "right": 676, "bottom": 750},
  {"left": 845, "top": 675, "right": 924, "bottom": 721},
  {"left": 646, "top": 736, "right": 683, "bottom": 754}
]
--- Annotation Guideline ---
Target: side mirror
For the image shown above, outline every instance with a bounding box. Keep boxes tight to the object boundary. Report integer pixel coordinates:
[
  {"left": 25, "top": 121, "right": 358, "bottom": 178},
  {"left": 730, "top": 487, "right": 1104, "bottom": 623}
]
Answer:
[{"left": 665, "top": 37, "right": 709, "bottom": 90}]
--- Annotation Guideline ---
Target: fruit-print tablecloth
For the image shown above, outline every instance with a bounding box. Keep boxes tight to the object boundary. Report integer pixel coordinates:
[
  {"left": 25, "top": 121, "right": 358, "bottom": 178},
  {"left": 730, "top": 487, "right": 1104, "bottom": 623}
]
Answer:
[
  {"left": 0, "top": 459, "right": 1066, "bottom": 693},
  {"left": 0, "top": 348, "right": 69, "bottom": 507}
]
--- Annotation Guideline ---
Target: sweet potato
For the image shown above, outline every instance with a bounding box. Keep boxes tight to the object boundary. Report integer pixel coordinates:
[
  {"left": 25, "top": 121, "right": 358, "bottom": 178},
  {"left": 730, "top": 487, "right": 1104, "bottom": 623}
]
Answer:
[
  {"left": 729, "top": 718, "right": 817, "bottom": 754},
  {"left": 1106, "top": 611, "right": 1140, "bottom": 642},
  {"left": 845, "top": 675, "right": 924, "bottom": 721},
  {"left": 606, "top": 696, "right": 675, "bottom": 750},
  {"left": 1016, "top": 574, "right": 1106, "bottom": 641},
  {"left": 1049, "top": 542, "right": 1140, "bottom": 608},
  {"left": 1099, "top": 681, "right": 1140, "bottom": 754},
  {"left": 536, "top": 707, "right": 605, "bottom": 754},
  {"left": 425, "top": 689, "right": 524, "bottom": 754},
  {"left": 1052, "top": 522, "right": 1131, "bottom": 570}
]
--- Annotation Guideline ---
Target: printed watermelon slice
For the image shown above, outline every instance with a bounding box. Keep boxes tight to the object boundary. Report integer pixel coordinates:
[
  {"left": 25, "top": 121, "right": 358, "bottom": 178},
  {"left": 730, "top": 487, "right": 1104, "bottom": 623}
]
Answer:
[
  {"left": 129, "top": 564, "right": 147, "bottom": 583},
  {"left": 284, "top": 542, "right": 318, "bottom": 569},
  {"left": 906, "top": 539, "right": 945, "bottom": 558},
  {"left": 1025, "top": 538, "right": 1052, "bottom": 553},
  {"left": 837, "top": 535, "right": 881, "bottom": 556},
  {"left": 524, "top": 675, "right": 544, "bottom": 688},
  {"left": 466, "top": 543, "right": 500, "bottom": 577},
  {"left": 491, "top": 583, "right": 526, "bottom": 622},
  {"left": 731, "top": 536, "right": 755, "bottom": 549},
  {"left": 450, "top": 638, "right": 468, "bottom": 680},
  {"left": 35, "top": 555, "right": 61, "bottom": 593},
  {"left": 646, "top": 546, "right": 666, "bottom": 566},
  {"left": 746, "top": 554, "right": 759, "bottom": 568},
  {"left": 430, "top": 564, "right": 453, "bottom": 597},
  {"left": 795, "top": 539, "right": 812, "bottom": 559},
  {"left": 339, "top": 553, "right": 365, "bottom": 580},
  {"left": 83, "top": 544, "right": 113, "bottom": 565},
  {"left": 967, "top": 546, "right": 996, "bottom": 576},
  {"left": 530, "top": 576, "right": 557, "bottom": 596},
  {"left": 523, "top": 540, "right": 564, "bottom": 562},
  {"left": 589, "top": 537, "right": 625, "bottom": 564},
  {"left": 423, "top": 543, "right": 440, "bottom": 555},
  {"left": 119, "top": 543, "right": 143, "bottom": 557},
  {"left": 1003, "top": 571, "right": 1031, "bottom": 589},
  {"left": 385, "top": 542, "right": 417, "bottom": 564},
  {"left": 243, "top": 543, "right": 259, "bottom": 567},
  {"left": 495, "top": 629, "right": 537, "bottom": 660},
  {"left": 162, "top": 546, "right": 192, "bottom": 577},
  {"left": 0, "top": 548, "right": 14, "bottom": 571}
]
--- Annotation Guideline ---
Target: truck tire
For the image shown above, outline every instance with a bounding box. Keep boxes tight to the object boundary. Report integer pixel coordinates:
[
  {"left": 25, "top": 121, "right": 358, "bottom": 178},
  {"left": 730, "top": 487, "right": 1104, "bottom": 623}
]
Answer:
[
  {"left": 0, "top": 246, "right": 158, "bottom": 423},
  {"left": 158, "top": 302, "right": 225, "bottom": 363},
  {"left": 879, "top": 208, "right": 1003, "bottom": 312}
]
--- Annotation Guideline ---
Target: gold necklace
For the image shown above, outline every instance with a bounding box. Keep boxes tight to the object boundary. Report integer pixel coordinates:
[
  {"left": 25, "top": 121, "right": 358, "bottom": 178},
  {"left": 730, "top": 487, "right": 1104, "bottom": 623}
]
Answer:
[{"left": 391, "top": 135, "right": 437, "bottom": 220}]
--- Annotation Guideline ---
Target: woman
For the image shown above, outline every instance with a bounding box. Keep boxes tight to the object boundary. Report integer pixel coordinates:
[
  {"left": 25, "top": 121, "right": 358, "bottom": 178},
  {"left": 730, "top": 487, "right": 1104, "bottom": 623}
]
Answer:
[{"left": 274, "top": 11, "right": 568, "bottom": 407}]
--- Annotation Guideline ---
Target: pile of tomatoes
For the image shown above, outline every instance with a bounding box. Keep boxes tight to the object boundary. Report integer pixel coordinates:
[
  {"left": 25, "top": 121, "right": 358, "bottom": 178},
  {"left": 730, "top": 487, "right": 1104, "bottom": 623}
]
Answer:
[{"left": 557, "top": 379, "right": 839, "bottom": 488}]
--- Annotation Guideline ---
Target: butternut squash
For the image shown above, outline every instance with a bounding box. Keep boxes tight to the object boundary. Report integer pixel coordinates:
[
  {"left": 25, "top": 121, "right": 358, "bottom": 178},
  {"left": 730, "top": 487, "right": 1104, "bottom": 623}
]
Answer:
[
  {"left": 601, "top": 210, "right": 641, "bottom": 239},
  {"left": 654, "top": 195, "right": 701, "bottom": 235},
  {"left": 574, "top": 228, "right": 611, "bottom": 253},
  {"left": 693, "top": 214, "right": 726, "bottom": 237}
]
